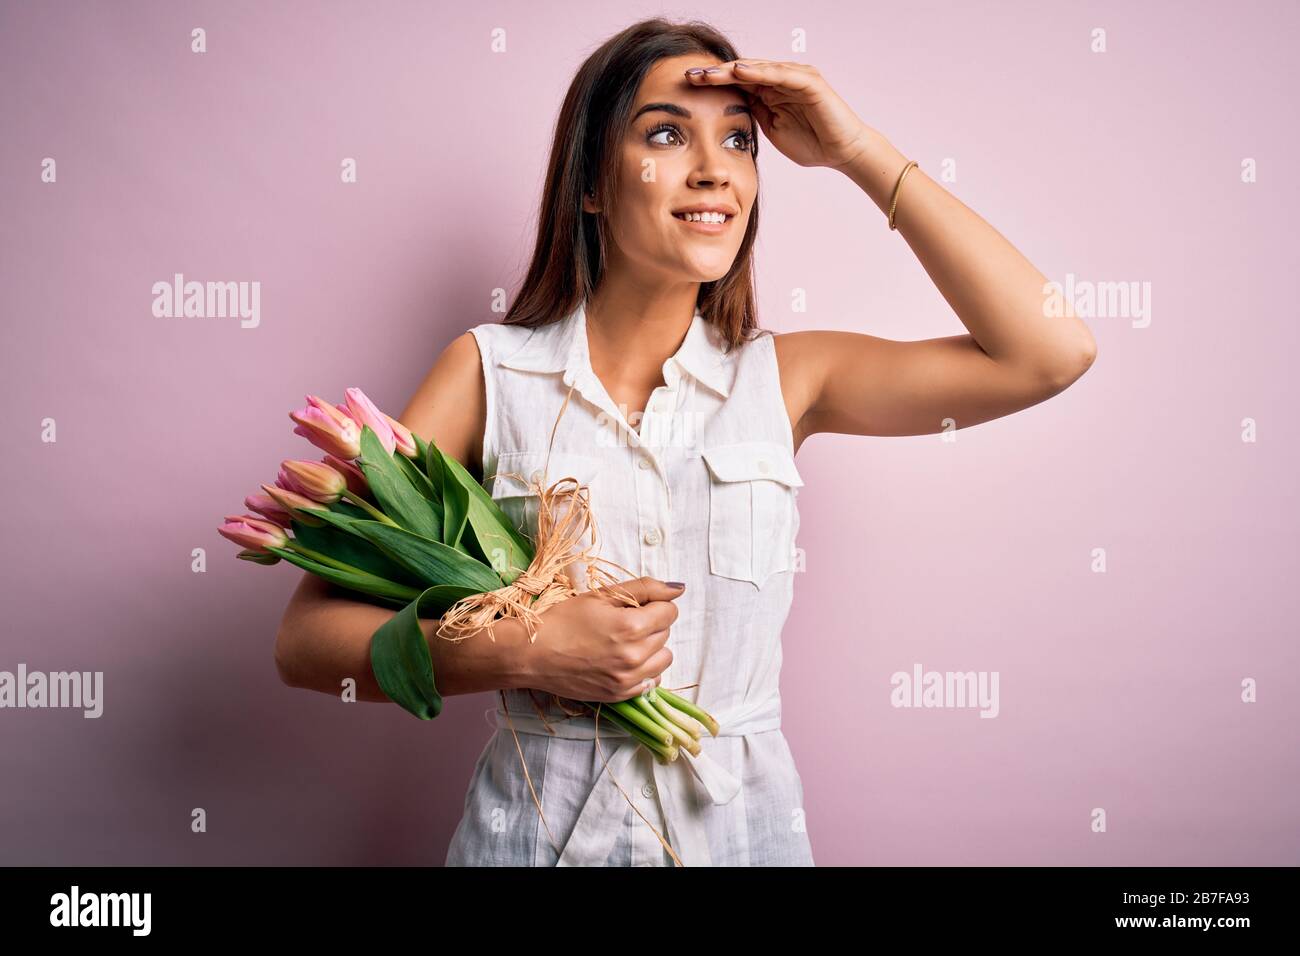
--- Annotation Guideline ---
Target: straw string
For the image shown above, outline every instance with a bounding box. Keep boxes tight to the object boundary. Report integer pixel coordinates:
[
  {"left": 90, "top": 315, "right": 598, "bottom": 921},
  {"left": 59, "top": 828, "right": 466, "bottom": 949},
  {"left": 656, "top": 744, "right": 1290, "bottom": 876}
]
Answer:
[{"left": 430, "top": 383, "right": 692, "bottom": 865}]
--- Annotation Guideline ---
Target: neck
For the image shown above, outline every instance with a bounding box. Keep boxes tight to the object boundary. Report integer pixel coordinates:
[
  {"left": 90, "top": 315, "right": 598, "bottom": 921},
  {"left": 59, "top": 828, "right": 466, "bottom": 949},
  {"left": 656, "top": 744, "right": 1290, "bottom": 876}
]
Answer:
[{"left": 584, "top": 279, "right": 699, "bottom": 383}]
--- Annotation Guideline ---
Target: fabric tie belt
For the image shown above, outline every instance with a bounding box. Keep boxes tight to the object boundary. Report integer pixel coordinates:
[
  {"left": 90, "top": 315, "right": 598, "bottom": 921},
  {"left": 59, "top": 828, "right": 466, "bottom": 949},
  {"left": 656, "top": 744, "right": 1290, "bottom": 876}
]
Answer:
[{"left": 482, "top": 694, "right": 782, "bottom": 866}]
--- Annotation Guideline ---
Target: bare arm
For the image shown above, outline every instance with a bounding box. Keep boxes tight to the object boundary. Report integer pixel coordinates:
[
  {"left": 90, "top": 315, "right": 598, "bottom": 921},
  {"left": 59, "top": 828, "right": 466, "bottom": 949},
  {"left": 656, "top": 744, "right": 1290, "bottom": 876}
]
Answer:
[
  {"left": 776, "top": 128, "right": 1097, "bottom": 447},
  {"left": 274, "top": 573, "right": 538, "bottom": 700},
  {"left": 273, "top": 330, "right": 683, "bottom": 706}
]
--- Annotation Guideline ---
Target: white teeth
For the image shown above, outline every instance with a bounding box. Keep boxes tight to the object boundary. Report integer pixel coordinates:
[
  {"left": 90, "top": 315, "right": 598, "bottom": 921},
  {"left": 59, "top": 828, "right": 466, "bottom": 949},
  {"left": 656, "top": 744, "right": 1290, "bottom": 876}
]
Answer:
[{"left": 674, "top": 211, "right": 730, "bottom": 223}]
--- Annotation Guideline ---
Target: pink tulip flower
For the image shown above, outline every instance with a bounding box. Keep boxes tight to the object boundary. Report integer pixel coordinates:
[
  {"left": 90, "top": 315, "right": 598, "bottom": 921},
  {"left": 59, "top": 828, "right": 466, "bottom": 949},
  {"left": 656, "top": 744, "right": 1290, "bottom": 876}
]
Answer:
[
  {"left": 218, "top": 514, "right": 288, "bottom": 552},
  {"left": 343, "top": 387, "right": 396, "bottom": 455},
  {"left": 280, "top": 459, "right": 347, "bottom": 503},
  {"left": 260, "top": 483, "right": 327, "bottom": 528},
  {"left": 290, "top": 395, "right": 362, "bottom": 460},
  {"left": 382, "top": 413, "right": 419, "bottom": 458},
  {"left": 244, "top": 492, "right": 293, "bottom": 529},
  {"left": 323, "top": 454, "right": 369, "bottom": 497},
  {"left": 276, "top": 466, "right": 306, "bottom": 496}
]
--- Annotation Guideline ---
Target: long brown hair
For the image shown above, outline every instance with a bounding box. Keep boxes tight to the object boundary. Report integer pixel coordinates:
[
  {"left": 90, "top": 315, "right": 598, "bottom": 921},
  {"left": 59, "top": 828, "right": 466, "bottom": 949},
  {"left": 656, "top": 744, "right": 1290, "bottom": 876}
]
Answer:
[{"left": 502, "top": 17, "right": 764, "bottom": 351}]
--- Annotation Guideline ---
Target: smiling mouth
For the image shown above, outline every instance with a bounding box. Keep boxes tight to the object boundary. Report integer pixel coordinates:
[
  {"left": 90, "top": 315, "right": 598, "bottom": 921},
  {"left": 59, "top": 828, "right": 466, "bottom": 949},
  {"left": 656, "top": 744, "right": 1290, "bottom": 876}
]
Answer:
[{"left": 672, "top": 211, "right": 734, "bottom": 224}]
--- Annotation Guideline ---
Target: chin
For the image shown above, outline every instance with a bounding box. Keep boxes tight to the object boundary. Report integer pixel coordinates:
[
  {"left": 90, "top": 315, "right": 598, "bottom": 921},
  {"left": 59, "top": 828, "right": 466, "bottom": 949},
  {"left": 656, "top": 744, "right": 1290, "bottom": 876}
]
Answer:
[{"left": 678, "top": 257, "right": 738, "bottom": 283}]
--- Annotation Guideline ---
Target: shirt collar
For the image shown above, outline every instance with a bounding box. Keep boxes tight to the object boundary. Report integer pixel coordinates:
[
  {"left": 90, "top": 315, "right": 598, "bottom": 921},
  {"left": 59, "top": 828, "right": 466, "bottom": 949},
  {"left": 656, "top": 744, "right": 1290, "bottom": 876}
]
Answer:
[{"left": 498, "top": 298, "right": 733, "bottom": 398}]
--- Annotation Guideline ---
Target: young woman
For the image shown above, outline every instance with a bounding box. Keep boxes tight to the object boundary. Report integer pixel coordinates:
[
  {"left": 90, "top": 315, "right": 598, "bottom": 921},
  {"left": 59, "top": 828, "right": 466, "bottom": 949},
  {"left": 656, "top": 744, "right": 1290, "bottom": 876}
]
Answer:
[{"left": 274, "top": 18, "right": 1096, "bottom": 867}]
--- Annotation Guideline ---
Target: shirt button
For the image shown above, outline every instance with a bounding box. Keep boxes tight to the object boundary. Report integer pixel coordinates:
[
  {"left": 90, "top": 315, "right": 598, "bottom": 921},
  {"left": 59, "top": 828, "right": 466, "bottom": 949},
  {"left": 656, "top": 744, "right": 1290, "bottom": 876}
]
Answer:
[
  {"left": 643, "top": 528, "right": 662, "bottom": 546},
  {"left": 637, "top": 456, "right": 652, "bottom": 470},
  {"left": 641, "top": 782, "right": 657, "bottom": 799},
  {"left": 756, "top": 459, "right": 770, "bottom": 474},
  {"left": 530, "top": 469, "right": 545, "bottom": 484}
]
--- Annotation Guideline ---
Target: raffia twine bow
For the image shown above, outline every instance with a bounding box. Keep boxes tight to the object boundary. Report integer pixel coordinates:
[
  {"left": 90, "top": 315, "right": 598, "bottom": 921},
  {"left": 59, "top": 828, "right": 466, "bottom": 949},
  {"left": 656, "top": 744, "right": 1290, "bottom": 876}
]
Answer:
[
  {"left": 434, "top": 383, "right": 642, "bottom": 647},
  {"left": 428, "top": 383, "right": 694, "bottom": 866}
]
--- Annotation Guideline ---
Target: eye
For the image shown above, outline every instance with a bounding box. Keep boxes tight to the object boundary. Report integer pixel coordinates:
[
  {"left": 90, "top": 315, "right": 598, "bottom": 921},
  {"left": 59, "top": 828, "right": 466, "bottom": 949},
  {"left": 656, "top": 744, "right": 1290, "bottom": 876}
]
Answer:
[
  {"left": 645, "top": 123, "right": 755, "bottom": 152},
  {"left": 646, "top": 123, "right": 684, "bottom": 146},
  {"left": 724, "top": 128, "right": 754, "bottom": 151}
]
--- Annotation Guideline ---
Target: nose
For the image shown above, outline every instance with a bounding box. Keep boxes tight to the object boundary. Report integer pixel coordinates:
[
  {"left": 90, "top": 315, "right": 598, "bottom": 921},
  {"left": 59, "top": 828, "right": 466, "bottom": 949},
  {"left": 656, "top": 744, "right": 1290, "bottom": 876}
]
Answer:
[{"left": 686, "top": 140, "right": 731, "bottom": 190}]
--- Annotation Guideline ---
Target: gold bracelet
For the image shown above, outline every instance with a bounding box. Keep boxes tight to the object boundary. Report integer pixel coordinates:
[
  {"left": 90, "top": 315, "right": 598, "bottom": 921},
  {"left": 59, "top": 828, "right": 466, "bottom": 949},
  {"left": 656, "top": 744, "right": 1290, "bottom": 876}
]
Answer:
[{"left": 888, "top": 160, "right": 918, "bottom": 231}]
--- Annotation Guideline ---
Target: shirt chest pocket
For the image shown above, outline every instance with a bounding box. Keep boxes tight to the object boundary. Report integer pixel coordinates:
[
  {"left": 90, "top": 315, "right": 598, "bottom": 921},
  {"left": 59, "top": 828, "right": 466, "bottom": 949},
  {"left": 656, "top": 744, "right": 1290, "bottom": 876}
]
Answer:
[
  {"left": 489, "top": 449, "right": 603, "bottom": 544},
  {"left": 700, "top": 440, "right": 804, "bottom": 589}
]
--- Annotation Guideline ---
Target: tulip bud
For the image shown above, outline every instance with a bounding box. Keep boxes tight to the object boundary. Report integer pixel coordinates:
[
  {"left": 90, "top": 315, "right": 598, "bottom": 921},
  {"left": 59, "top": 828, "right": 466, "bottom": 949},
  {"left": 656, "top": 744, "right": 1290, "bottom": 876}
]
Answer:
[
  {"left": 322, "top": 454, "right": 369, "bottom": 497},
  {"left": 244, "top": 492, "right": 293, "bottom": 529},
  {"left": 261, "top": 484, "right": 326, "bottom": 528},
  {"left": 276, "top": 467, "right": 304, "bottom": 495},
  {"left": 218, "top": 514, "right": 289, "bottom": 552},
  {"left": 290, "top": 395, "right": 362, "bottom": 459},
  {"left": 382, "top": 413, "right": 419, "bottom": 458},
  {"left": 344, "top": 387, "right": 397, "bottom": 455},
  {"left": 280, "top": 459, "right": 347, "bottom": 503},
  {"left": 236, "top": 548, "right": 282, "bottom": 565}
]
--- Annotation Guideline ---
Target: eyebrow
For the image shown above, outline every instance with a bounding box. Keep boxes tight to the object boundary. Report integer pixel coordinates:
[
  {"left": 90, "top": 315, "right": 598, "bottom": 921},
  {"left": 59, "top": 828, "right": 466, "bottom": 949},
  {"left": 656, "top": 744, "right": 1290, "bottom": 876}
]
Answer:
[{"left": 632, "top": 101, "right": 752, "bottom": 121}]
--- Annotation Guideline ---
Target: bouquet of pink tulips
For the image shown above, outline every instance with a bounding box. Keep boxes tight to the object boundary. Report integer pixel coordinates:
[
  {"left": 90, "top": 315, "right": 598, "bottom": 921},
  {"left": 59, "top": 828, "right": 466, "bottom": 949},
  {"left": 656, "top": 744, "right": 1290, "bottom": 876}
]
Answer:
[
  {"left": 218, "top": 388, "right": 717, "bottom": 764},
  {"left": 218, "top": 387, "right": 530, "bottom": 720}
]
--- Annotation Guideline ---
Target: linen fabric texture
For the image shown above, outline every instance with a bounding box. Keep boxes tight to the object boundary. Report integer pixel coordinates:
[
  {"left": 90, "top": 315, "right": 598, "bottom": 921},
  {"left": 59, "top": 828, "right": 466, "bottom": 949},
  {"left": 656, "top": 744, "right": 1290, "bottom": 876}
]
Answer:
[{"left": 444, "top": 299, "right": 814, "bottom": 867}]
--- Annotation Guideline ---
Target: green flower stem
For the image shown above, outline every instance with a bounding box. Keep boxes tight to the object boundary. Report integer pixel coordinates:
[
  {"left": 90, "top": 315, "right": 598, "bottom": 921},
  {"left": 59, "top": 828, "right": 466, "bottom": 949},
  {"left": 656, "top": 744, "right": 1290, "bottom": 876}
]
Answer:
[
  {"left": 283, "top": 542, "right": 421, "bottom": 600},
  {"left": 653, "top": 688, "right": 719, "bottom": 737},
  {"left": 633, "top": 692, "right": 677, "bottom": 731},
  {"left": 283, "top": 541, "right": 356, "bottom": 572},
  {"left": 633, "top": 694, "right": 697, "bottom": 750},
  {"left": 342, "top": 490, "right": 400, "bottom": 527},
  {"left": 647, "top": 691, "right": 704, "bottom": 740},
  {"left": 590, "top": 705, "right": 675, "bottom": 760},
  {"left": 608, "top": 700, "right": 673, "bottom": 747}
]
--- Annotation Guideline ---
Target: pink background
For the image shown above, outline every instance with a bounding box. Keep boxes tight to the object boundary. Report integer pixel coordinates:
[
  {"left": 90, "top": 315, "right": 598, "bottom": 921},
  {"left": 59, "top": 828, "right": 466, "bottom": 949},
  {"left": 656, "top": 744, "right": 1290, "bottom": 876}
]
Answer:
[{"left": 2, "top": 0, "right": 1296, "bottom": 865}]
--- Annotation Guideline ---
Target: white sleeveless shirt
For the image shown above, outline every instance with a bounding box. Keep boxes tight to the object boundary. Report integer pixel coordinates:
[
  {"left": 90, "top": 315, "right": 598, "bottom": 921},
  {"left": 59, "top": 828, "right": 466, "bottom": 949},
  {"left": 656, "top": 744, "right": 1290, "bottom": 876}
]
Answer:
[{"left": 445, "top": 298, "right": 815, "bottom": 866}]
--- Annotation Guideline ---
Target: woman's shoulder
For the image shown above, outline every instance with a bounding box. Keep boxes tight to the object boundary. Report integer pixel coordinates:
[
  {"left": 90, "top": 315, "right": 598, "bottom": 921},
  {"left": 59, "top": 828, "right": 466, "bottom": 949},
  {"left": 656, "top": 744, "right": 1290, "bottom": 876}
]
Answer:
[
  {"left": 465, "top": 319, "right": 533, "bottom": 360},
  {"left": 397, "top": 330, "right": 492, "bottom": 480}
]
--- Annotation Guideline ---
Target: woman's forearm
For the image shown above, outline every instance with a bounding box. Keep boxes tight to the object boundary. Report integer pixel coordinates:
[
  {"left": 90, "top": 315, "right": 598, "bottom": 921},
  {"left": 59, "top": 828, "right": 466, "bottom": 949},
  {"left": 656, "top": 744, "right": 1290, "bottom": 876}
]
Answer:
[
  {"left": 839, "top": 128, "right": 1096, "bottom": 378},
  {"left": 274, "top": 577, "right": 538, "bottom": 702}
]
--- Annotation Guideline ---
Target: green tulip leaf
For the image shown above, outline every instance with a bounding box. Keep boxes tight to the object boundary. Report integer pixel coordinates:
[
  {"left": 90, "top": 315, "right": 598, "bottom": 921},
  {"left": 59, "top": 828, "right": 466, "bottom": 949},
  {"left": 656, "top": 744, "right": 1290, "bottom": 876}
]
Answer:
[
  {"left": 424, "top": 436, "right": 447, "bottom": 504},
  {"left": 413, "top": 434, "right": 433, "bottom": 480},
  {"left": 330, "top": 500, "right": 372, "bottom": 522},
  {"left": 289, "top": 517, "right": 425, "bottom": 588},
  {"left": 338, "top": 518, "right": 506, "bottom": 592},
  {"left": 265, "top": 546, "right": 419, "bottom": 605},
  {"left": 442, "top": 465, "right": 470, "bottom": 551},
  {"left": 355, "top": 425, "right": 442, "bottom": 541},
  {"left": 440, "top": 452, "right": 534, "bottom": 582},
  {"left": 396, "top": 451, "right": 440, "bottom": 504},
  {"left": 370, "top": 585, "right": 471, "bottom": 720}
]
